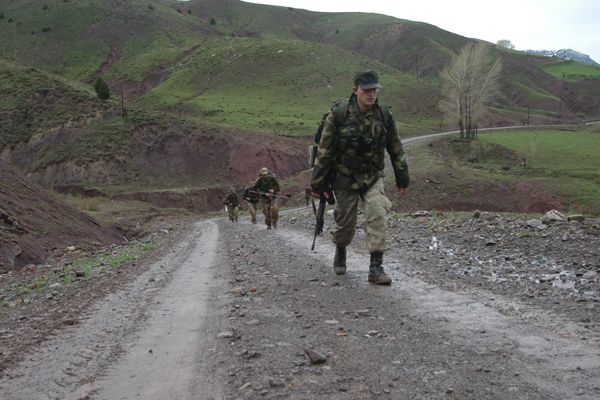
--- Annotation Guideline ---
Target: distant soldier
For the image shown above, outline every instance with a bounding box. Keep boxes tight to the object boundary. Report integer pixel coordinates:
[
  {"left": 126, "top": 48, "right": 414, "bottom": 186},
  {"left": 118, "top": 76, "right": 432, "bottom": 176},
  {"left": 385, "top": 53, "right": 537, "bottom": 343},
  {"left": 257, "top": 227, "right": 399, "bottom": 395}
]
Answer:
[
  {"left": 304, "top": 187, "right": 312, "bottom": 207},
  {"left": 243, "top": 183, "right": 259, "bottom": 224},
  {"left": 223, "top": 187, "right": 239, "bottom": 223},
  {"left": 253, "top": 167, "right": 280, "bottom": 229}
]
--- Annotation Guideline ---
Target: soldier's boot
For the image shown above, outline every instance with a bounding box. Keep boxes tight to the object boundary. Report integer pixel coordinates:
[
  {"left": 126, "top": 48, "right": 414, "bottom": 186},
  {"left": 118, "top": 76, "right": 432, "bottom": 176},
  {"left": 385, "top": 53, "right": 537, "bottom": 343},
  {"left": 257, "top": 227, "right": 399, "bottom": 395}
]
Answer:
[
  {"left": 368, "top": 251, "right": 392, "bottom": 285},
  {"left": 333, "top": 246, "right": 347, "bottom": 275},
  {"left": 272, "top": 221, "right": 277, "bottom": 229},
  {"left": 251, "top": 217, "right": 257, "bottom": 224}
]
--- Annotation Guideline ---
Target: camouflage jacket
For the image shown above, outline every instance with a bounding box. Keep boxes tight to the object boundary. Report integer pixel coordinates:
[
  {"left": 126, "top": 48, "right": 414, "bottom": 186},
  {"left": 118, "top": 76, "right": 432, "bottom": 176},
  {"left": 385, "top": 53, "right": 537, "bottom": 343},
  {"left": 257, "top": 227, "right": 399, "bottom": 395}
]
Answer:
[
  {"left": 223, "top": 191, "right": 239, "bottom": 207},
  {"left": 243, "top": 186, "right": 259, "bottom": 203},
  {"left": 310, "top": 94, "right": 409, "bottom": 193},
  {"left": 253, "top": 174, "right": 280, "bottom": 198}
]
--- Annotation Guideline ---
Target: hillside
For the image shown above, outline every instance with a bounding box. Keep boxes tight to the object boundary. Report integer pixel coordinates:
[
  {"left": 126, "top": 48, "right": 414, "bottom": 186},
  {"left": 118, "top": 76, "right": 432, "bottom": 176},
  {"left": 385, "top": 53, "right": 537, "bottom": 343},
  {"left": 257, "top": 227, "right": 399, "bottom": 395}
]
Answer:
[
  {"left": 0, "top": 160, "right": 121, "bottom": 270},
  {"left": 2, "top": 0, "right": 599, "bottom": 139},
  {"left": 0, "top": 57, "right": 307, "bottom": 192}
]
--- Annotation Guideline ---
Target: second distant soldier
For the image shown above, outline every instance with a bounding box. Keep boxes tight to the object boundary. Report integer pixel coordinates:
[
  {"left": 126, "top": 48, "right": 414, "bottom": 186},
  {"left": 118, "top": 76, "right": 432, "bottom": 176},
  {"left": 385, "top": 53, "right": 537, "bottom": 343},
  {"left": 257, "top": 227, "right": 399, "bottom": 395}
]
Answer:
[
  {"left": 223, "top": 187, "right": 239, "bottom": 223},
  {"left": 253, "top": 167, "right": 280, "bottom": 229},
  {"left": 243, "top": 183, "right": 259, "bottom": 224}
]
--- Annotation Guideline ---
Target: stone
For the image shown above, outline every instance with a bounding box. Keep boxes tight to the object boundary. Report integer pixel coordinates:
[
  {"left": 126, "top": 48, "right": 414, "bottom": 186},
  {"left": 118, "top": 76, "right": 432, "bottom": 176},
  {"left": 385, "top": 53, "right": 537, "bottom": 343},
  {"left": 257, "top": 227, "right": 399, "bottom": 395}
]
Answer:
[
  {"left": 526, "top": 219, "right": 545, "bottom": 229},
  {"left": 304, "top": 348, "right": 327, "bottom": 364},
  {"left": 568, "top": 214, "right": 585, "bottom": 223},
  {"left": 541, "top": 210, "right": 567, "bottom": 225},
  {"left": 217, "top": 331, "right": 235, "bottom": 339},
  {"left": 582, "top": 271, "right": 597, "bottom": 280},
  {"left": 412, "top": 210, "right": 430, "bottom": 218}
]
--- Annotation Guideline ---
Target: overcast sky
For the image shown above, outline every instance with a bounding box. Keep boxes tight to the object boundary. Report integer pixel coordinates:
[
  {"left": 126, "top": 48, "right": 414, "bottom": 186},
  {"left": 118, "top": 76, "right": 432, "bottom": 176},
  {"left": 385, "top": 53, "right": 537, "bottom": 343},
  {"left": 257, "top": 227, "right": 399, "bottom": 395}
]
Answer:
[{"left": 243, "top": 0, "right": 600, "bottom": 63}]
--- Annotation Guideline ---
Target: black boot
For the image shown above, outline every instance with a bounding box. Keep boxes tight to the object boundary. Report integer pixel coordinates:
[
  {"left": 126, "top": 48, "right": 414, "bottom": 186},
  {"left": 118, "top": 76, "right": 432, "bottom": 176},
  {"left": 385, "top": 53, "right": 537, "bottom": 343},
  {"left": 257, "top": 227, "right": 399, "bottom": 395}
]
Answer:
[
  {"left": 333, "top": 246, "right": 347, "bottom": 275},
  {"left": 368, "top": 251, "right": 391, "bottom": 285}
]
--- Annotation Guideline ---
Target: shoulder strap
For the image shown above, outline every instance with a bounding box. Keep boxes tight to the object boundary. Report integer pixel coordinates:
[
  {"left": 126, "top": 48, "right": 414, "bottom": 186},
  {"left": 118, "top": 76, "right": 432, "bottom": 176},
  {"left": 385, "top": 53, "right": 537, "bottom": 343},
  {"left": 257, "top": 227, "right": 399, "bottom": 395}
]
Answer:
[
  {"left": 377, "top": 103, "right": 394, "bottom": 134},
  {"left": 331, "top": 100, "right": 349, "bottom": 130}
]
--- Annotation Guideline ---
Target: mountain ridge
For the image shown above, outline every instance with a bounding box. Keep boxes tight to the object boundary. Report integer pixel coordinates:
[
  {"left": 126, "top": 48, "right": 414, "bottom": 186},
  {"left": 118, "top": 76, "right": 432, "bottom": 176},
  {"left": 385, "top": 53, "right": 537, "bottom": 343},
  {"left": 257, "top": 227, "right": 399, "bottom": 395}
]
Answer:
[{"left": 526, "top": 48, "right": 599, "bottom": 67}]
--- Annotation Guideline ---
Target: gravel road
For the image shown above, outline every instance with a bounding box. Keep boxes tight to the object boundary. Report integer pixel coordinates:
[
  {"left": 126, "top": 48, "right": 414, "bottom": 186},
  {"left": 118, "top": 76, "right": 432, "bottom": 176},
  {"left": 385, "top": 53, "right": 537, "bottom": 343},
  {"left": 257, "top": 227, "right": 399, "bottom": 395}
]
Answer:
[{"left": 1, "top": 208, "right": 599, "bottom": 399}]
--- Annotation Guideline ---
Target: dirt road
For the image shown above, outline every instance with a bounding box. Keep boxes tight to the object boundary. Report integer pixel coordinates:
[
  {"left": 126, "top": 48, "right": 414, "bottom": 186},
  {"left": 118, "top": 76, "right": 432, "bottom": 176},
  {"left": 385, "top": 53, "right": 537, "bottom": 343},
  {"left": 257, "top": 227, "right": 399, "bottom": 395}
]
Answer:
[{"left": 1, "top": 209, "right": 599, "bottom": 399}]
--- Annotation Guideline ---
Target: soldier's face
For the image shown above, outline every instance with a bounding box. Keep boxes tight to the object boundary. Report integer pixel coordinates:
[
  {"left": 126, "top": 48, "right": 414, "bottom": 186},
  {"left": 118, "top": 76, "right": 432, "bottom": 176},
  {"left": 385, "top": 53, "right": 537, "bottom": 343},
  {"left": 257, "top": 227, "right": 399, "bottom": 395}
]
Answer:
[{"left": 353, "top": 86, "right": 379, "bottom": 111}]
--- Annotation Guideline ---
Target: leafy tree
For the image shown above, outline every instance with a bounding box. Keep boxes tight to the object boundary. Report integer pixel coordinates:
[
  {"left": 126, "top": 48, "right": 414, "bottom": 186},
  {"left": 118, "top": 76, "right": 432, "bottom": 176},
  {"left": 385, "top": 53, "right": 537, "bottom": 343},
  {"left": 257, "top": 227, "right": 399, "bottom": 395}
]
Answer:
[
  {"left": 439, "top": 43, "right": 502, "bottom": 139},
  {"left": 94, "top": 78, "right": 110, "bottom": 100},
  {"left": 496, "top": 39, "right": 515, "bottom": 50}
]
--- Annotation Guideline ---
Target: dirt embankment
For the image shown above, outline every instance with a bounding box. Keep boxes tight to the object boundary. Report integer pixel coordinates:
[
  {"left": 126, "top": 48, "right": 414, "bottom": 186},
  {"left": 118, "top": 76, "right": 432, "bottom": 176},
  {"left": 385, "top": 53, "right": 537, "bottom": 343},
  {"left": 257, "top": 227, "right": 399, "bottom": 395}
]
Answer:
[{"left": 0, "top": 161, "right": 122, "bottom": 271}]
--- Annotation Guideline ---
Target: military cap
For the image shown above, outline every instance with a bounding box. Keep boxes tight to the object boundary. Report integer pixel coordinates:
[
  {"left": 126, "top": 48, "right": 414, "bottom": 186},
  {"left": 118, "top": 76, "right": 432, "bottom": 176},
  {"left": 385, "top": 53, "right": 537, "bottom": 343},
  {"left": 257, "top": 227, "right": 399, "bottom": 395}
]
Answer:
[{"left": 353, "top": 70, "right": 382, "bottom": 89}]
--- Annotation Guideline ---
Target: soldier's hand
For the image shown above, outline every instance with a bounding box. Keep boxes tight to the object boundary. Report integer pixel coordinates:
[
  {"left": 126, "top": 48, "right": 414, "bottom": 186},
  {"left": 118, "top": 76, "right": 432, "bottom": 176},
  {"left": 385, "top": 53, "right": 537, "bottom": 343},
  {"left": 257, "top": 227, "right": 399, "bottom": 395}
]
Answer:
[
  {"left": 311, "top": 191, "right": 329, "bottom": 200},
  {"left": 396, "top": 187, "right": 408, "bottom": 197}
]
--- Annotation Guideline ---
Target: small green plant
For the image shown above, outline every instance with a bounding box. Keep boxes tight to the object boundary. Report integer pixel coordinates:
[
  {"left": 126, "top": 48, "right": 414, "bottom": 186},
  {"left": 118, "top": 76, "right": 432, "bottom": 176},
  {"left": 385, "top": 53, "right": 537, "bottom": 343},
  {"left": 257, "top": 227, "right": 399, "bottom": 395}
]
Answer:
[
  {"left": 94, "top": 77, "right": 110, "bottom": 100},
  {"left": 32, "top": 275, "right": 47, "bottom": 291},
  {"left": 61, "top": 265, "right": 76, "bottom": 283},
  {"left": 15, "top": 284, "right": 32, "bottom": 298},
  {"left": 210, "top": 17, "right": 216, "bottom": 25},
  {"left": 518, "top": 230, "right": 533, "bottom": 238}
]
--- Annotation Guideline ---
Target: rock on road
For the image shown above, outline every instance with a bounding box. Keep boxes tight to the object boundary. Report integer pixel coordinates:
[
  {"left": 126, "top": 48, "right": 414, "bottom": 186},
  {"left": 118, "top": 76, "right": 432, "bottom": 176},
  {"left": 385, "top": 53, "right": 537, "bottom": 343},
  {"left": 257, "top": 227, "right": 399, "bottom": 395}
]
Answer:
[{"left": 1, "top": 209, "right": 599, "bottom": 399}]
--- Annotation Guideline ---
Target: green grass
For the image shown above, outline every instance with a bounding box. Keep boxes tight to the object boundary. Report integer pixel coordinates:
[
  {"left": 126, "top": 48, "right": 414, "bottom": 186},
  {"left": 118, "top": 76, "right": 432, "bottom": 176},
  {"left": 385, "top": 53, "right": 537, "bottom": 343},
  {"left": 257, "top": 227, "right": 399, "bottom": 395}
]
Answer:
[
  {"left": 4, "top": 239, "right": 157, "bottom": 304},
  {"left": 542, "top": 60, "right": 600, "bottom": 81},
  {"left": 478, "top": 129, "right": 600, "bottom": 212},
  {"left": 512, "top": 81, "right": 559, "bottom": 104},
  {"left": 137, "top": 36, "right": 436, "bottom": 135}
]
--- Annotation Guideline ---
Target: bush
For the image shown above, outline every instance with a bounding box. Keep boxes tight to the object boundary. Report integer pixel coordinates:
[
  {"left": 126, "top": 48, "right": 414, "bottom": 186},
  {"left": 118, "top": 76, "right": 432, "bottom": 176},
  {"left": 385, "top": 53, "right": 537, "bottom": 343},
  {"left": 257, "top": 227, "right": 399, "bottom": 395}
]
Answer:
[{"left": 94, "top": 78, "right": 110, "bottom": 100}]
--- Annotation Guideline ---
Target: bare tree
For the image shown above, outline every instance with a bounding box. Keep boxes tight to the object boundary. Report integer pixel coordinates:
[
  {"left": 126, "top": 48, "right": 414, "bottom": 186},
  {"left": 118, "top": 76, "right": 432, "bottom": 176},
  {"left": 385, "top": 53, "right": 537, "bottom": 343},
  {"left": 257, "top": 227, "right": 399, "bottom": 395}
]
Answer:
[
  {"left": 496, "top": 39, "right": 515, "bottom": 49},
  {"left": 439, "top": 43, "right": 502, "bottom": 139}
]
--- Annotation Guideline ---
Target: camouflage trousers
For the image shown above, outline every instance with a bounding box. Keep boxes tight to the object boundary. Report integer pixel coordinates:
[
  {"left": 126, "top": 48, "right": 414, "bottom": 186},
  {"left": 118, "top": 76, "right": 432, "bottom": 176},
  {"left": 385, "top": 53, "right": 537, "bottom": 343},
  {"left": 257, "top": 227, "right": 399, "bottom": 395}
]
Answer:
[
  {"left": 227, "top": 205, "right": 239, "bottom": 222},
  {"left": 332, "top": 178, "right": 392, "bottom": 252},
  {"left": 247, "top": 201, "right": 258, "bottom": 223},
  {"left": 260, "top": 199, "right": 278, "bottom": 227}
]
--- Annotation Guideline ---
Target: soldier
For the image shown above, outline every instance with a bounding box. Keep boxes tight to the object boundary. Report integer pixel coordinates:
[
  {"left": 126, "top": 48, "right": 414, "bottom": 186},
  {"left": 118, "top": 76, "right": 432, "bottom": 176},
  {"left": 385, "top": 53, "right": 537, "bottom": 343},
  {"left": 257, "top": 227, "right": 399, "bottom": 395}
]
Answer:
[
  {"left": 310, "top": 70, "right": 409, "bottom": 285},
  {"left": 304, "top": 187, "right": 312, "bottom": 207},
  {"left": 243, "top": 183, "right": 259, "bottom": 224},
  {"left": 253, "top": 167, "right": 280, "bottom": 229},
  {"left": 223, "top": 187, "right": 239, "bottom": 223}
]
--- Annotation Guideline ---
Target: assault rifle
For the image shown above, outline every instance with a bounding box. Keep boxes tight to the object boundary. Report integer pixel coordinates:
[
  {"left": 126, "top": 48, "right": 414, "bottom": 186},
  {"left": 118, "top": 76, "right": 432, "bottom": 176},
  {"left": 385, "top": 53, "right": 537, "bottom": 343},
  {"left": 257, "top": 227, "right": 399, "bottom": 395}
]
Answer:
[
  {"left": 247, "top": 190, "right": 291, "bottom": 200},
  {"left": 311, "top": 185, "right": 335, "bottom": 251}
]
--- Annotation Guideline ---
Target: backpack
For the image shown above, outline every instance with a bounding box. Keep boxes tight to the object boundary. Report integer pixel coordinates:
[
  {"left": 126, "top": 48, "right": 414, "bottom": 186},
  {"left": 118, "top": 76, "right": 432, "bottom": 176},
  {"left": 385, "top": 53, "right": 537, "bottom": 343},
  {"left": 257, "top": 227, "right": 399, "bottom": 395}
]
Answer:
[
  {"left": 308, "top": 99, "right": 348, "bottom": 167},
  {"left": 308, "top": 99, "right": 393, "bottom": 167}
]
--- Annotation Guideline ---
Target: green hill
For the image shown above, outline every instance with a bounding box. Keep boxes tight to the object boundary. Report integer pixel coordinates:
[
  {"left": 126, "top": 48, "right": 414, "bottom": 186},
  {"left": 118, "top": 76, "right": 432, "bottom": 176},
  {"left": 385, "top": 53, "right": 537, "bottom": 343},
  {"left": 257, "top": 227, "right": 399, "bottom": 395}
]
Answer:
[{"left": 1, "top": 0, "right": 600, "bottom": 194}]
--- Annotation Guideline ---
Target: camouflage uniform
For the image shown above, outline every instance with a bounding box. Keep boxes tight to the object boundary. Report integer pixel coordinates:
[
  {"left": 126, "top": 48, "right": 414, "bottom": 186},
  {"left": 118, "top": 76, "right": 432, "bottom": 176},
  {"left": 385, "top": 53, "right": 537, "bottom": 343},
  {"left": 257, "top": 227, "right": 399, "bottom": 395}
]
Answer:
[
  {"left": 310, "top": 71, "right": 409, "bottom": 283},
  {"left": 253, "top": 168, "right": 281, "bottom": 229},
  {"left": 304, "top": 187, "right": 312, "bottom": 207},
  {"left": 223, "top": 189, "right": 239, "bottom": 222},
  {"left": 243, "top": 184, "right": 259, "bottom": 224}
]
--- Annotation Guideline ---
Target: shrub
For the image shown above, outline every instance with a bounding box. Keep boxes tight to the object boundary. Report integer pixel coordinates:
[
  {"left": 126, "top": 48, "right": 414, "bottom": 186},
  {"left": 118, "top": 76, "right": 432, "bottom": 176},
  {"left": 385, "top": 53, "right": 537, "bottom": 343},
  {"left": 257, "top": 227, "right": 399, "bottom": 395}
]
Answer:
[{"left": 94, "top": 78, "right": 110, "bottom": 100}]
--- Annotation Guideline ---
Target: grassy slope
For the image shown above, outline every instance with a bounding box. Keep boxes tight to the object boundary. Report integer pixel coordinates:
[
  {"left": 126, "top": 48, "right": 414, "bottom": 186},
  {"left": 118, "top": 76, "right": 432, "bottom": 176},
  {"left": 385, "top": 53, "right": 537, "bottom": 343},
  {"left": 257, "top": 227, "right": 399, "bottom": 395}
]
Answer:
[
  {"left": 542, "top": 60, "right": 600, "bottom": 81},
  {"left": 3, "top": 0, "right": 600, "bottom": 135},
  {"left": 0, "top": 0, "right": 209, "bottom": 81},
  {"left": 0, "top": 57, "right": 208, "bottom": 178},
  {"left": 136, "top": 36, "right": 438, "bottom": 136},
  {"left": 478, "top": 128, "right": 600, "bottom": 212}
]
